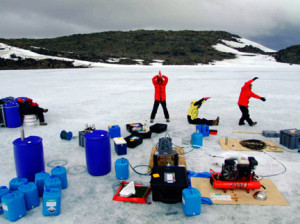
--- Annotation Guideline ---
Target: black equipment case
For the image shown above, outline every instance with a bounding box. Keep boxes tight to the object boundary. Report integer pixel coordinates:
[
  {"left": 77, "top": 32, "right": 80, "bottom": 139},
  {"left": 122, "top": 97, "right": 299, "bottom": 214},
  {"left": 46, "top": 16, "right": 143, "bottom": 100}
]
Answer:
[{"left": 150, "top": 166, "right": 189, "bottom": 203}]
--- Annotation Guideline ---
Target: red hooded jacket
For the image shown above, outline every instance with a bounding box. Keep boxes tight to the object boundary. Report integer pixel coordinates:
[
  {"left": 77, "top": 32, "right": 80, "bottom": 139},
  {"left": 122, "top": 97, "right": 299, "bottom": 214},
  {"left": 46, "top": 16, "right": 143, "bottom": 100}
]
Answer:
[
  {"left": 238, "top": 79, "right": 261, "bottom": 107},
  {"left": 152, "top": 75, "right": 168, "bottom": 101}
]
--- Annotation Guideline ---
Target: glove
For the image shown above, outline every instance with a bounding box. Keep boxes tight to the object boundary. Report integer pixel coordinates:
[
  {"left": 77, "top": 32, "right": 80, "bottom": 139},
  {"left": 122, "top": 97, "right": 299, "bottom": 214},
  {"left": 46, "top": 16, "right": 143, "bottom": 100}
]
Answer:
[
  {"left": 260, "top": 97, "right": 266, "bottom": 102},
  {"left": 253, "top": 77, "right": 258, "bottom": 81}
]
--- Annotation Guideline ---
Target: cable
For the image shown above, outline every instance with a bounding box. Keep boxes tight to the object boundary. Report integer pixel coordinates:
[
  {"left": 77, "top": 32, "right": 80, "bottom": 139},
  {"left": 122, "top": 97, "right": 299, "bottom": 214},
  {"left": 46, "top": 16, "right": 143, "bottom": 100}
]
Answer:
[
  {"left": 128, "top": 161, "right": 152, "bottom": 176},
  {"left": 259, "top": 152, "right": 287, "bottom": 177},
  {"left": 240, "top": 139, "right": 267, "bottom": 150}
]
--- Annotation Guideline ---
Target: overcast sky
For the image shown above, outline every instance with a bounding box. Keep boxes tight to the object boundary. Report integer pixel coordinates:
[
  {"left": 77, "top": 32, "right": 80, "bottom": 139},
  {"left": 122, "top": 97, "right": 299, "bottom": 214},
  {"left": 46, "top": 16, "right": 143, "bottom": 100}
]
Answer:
[{"left": 0, "top": 0, "right": 299, "bottom": 50}]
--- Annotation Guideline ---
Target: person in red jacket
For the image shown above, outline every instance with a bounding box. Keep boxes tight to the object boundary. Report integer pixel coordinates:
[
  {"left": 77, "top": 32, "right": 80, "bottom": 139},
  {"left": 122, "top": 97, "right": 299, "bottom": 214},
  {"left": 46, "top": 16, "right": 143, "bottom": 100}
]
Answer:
[
  {"left": 150, "top": 71, "right": 169, "bottom": 123},
  {"left": 238, "top": 77, "right": 266, "bottom": 126}
]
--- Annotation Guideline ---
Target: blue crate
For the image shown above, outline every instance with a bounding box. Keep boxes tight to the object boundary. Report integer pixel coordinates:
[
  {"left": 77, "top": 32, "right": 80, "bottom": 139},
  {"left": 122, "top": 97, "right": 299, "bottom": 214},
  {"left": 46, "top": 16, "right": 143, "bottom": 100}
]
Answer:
[{"left": 196, "top": 124, "right": 209, "bottom": 137}]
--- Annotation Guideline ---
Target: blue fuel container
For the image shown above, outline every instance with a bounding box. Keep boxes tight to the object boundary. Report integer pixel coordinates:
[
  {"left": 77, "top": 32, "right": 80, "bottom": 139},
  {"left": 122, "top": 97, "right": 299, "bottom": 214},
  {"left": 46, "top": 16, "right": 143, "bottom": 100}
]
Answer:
[
  {"left": 13, "top": 136, "right": 45, "bottom": 181},
  {"left": 44, "top": 176, "right": 62, "bottom": 190},
  {"left": 182, "top": 186, "right": 201, "bottom": 216},
  {"left": 84, "top": 130, "right": 111, "bottom": 176},
  {"left": 2, "top": 191, "right": 27, "bottom": 222},
  {"left": 115, "top": 158, "right": 129, "bottom": 180},
  {"left": 43, "top": 188, "right": 61, "bottom": 216},
  {"left": 108, "top": 125, "right": 121, "bottom": 139},
  {"left": 51, "top": 166, "right": 68, "bottom": 189},
  {"left": 35, "top": 171, "right": 51, "bottom": 197},
  {"left": 196, "top": 124, "right": 209, "bottom": 137},
  {"left": 0, "top": 186, "right": 9, "bottom": 214},
  {"left": 113, "top": 137, "right": 127, "bottom": 155},
  {"left": 9, "top": 177, "right": 28, "bottom": 191},
  {"left": 3, "top": 101, "right": 22, "bottom": 128},
  {"left": 191, "top": 132, "right": 203, "bottom": 148},
  {"left": 18, "top": 182, "right": 40, "bottom": 210}
]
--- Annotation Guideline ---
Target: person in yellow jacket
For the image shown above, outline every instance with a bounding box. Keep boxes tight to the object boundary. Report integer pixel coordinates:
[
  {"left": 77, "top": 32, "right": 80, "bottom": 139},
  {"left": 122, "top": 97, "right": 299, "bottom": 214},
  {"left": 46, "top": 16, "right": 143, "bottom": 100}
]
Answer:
[{"left": 187, "top": 97, "right": 219, "bottom": 126}]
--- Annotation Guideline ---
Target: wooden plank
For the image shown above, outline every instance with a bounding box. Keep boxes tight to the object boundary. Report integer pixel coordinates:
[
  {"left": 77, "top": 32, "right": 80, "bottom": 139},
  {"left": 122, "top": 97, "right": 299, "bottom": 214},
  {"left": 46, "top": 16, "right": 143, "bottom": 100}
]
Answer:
[{"left": 219, "top": 138, "right": 284, "bottom": 152}]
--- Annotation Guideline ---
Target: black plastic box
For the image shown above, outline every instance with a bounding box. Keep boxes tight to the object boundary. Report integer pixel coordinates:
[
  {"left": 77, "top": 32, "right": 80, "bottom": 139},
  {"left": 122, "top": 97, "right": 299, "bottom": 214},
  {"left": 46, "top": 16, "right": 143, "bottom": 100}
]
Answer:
[
  {"left": 124, "top": 134, "right": 143, "bottom": 148},
  {"left": 150, "top": 166, "right": 189, "bottom": 203},
  {"left": 126, "top": 123, "right": 143, "bottom": 133},
  {"left": 131, "top": 130, "right": 152, "bottom": 139}
]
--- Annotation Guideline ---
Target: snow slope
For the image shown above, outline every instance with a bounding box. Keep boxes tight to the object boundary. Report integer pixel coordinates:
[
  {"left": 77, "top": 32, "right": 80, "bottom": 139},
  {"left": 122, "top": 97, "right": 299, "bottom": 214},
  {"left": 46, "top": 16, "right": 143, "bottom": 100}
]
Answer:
[{"left": 0, "top": 60, "right": 300, "bottom": 223}]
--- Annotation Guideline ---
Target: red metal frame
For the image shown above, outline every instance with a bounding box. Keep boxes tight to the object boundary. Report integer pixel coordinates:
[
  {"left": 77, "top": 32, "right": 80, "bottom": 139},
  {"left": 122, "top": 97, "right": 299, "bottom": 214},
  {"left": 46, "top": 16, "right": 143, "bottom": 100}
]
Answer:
[{"left": 210, "top": 169, "right": 262, "bottom": 193}]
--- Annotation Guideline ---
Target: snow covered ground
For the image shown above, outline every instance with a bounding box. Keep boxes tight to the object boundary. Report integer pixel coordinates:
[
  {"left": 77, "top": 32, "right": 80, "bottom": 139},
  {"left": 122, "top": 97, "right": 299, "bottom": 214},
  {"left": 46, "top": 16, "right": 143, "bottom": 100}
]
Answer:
[{"left": 1, "top": 50, "right": 300, "bottom": 224}]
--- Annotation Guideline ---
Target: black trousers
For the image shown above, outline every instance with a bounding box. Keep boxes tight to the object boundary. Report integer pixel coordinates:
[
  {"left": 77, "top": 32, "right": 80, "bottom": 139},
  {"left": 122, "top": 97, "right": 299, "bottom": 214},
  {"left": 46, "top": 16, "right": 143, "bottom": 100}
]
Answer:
[
  {"left": 187, "top": 115, "right": 213, "bottom": 126},
  {"left": 21, "top": 107, "right": 45, "bottom": 122},
  {"left": 150, "top": 100, "right": 169, "bottom": 119},
  {"left": 239, "top": 105, "right": 253, "bottom": 125}
]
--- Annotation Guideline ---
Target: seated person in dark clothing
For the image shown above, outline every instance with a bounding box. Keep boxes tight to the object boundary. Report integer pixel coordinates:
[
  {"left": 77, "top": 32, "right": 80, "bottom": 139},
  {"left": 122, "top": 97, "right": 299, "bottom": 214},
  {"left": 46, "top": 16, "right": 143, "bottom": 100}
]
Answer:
[
  {"left": 17, "top": 98, "right": 48, "bottom": 126},
  {"left": 187, "top": 98, "right": 219, "bottom": 126}
]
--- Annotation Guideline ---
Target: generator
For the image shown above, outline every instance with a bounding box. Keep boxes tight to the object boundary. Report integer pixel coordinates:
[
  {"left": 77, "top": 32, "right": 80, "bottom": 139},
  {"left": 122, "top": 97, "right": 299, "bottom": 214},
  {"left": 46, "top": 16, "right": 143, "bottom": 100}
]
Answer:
[{"left": 210, "top": 157, "right": 262, "bottom": 192}]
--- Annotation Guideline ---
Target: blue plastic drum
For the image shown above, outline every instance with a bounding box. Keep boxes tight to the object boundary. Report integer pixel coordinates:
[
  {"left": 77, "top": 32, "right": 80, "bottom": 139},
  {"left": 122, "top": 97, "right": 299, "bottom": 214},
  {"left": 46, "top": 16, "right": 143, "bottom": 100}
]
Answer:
[
  {"left": 13, "top": 136, "right": 45, "bottom": 181},
  {"left": 84, "top": 130, "right": 111, "bottom": 176},
  {"left": 4, "top": 102, "right": 21, "bottom": 128}
]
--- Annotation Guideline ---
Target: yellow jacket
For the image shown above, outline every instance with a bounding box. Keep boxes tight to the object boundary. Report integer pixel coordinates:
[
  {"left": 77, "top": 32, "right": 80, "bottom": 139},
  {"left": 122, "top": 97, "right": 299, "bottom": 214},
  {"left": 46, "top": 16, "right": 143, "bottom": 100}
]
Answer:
[
  {"left": 188, "top": 99, "right": 206, "bottom": 120},
  {"left": 188, "top": 100, "right": 199, "bottom": 120}
]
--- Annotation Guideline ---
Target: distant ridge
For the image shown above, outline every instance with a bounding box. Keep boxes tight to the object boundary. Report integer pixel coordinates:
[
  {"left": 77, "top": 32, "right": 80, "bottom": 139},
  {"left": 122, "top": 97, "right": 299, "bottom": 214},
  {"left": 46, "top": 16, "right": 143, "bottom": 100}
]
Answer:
[{"left": 0, "top": 30, "right": 298, "bottom": 69}]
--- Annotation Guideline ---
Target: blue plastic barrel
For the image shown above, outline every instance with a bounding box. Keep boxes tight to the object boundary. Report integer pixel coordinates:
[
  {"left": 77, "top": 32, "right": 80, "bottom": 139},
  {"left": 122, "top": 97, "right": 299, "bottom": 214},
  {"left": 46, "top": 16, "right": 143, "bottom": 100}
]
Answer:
[
  {"left": 4, "top": 102, "right": 21, "bottom": 128},
  {"left": 84, "top": 130, "right": 111, "bottom": 176},
  {"left": 13, "top": 136, "right": 45, "bottom": 181},
  {"left": 35, "top": 171, "right": 51, "bottom": 197},
  {"left": 2, "top": 191, "right": 27, "bottom": 222},
  {"left": 42, "top": 188, "right": 61, "bottom": 216},
  {"left": 51, "top": 166, "right": 68, "bottom": 189},
  {"left": 18, "top": 182, "right": 40, "bottom": 210}
]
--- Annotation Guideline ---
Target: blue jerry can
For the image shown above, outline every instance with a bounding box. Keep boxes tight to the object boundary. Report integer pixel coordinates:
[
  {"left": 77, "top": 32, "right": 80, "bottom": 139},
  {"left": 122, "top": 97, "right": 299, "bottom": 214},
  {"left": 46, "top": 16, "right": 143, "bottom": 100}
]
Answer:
[
  {"left": 182, "top": 186, "right": 201, "bottom": 216},
  {"left": 115, "top": 158, "right": 129, "bottom": 180}
]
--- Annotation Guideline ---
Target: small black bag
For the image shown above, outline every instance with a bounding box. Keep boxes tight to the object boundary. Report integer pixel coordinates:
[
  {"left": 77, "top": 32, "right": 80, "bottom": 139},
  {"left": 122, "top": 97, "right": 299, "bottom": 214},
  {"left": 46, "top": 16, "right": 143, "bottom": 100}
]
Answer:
[
  {"left": 124, "top": 134, "right": 143, "bottom": 148},
  {"left": 150, "top": 123, "right": 167, "bottom": 133}
]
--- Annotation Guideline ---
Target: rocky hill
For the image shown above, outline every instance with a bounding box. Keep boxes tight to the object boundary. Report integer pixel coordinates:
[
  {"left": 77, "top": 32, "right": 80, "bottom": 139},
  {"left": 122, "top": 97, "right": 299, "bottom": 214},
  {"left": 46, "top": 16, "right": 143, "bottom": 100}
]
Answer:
[
  {"left": 0, "top": 30, "right": 296, "bottom": 69},
  {"left": 274, "top": 45, "right": 300, "bottom": 65}
]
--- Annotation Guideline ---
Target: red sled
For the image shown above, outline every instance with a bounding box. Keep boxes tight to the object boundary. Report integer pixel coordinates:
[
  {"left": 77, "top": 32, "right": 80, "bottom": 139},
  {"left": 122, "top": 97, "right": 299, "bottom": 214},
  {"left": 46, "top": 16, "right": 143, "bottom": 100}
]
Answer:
[
  {"left": 112, "top": 181, "right": 152, "bottom": 203},
  {"left": 210, "top": 169, "right": 262, "bottom": 193}
]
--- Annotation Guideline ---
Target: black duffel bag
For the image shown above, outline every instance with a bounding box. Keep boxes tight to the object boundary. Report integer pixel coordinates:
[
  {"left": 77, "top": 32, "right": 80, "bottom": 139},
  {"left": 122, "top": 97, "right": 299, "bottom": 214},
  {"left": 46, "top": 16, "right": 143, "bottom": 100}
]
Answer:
[{"left": 149, "top": 123, "right": 167, "bottom": 133}]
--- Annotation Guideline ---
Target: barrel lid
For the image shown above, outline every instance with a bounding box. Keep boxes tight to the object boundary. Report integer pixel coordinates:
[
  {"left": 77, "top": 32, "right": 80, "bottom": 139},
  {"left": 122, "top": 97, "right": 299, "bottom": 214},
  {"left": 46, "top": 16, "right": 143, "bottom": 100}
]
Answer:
[
  {"left": 13, "top": 136, "right": 43, "bottom": 145},
  {"left": 84, "top": 130, "right": 109, "bottom": 140},
  {"left": 4, "top": 101, "right": 18, "bottom": 107}
]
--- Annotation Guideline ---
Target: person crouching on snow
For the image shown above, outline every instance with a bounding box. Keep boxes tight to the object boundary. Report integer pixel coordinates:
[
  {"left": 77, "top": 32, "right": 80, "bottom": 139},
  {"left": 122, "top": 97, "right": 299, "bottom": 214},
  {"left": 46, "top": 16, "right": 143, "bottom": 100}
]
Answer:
[
  {"left": 17, "top": 98, "right": 48, "bottom": 126},
  {"left": 187, "top": 98, "right": 219, "bottom": 126},
  {"left": 238, "top": 77, "right": 266, "bottom": 126},
  {"left": 150, "top": 71, "right": 170, "bottom": 123}
]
